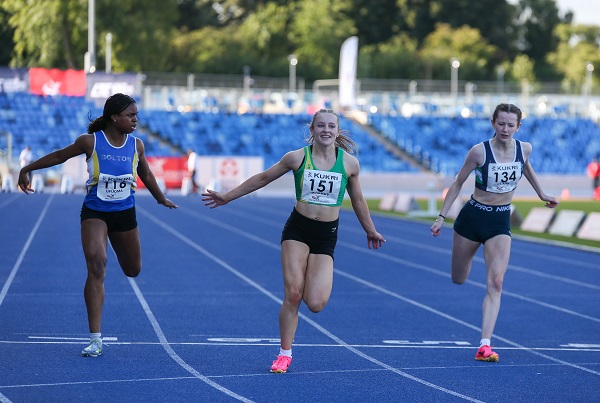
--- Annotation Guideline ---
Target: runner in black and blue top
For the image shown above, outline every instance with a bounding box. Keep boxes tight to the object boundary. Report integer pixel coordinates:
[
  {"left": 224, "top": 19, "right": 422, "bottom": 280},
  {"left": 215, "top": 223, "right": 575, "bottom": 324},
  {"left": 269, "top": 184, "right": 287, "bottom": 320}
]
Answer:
[
  {"left": 430, "top": 103, "right": 559, "bottom": 363},
  {"left": 202, "top": 109, "right": 386, "bottom": 374},
  {"left": 18, "top": 93, "right": 178, "bottom": 357}
]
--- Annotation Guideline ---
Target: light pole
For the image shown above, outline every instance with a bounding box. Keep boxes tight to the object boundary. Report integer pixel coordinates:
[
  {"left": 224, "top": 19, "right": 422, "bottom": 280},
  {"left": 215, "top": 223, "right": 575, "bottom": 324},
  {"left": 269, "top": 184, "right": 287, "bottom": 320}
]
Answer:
[
  {"left": 496, "top": 66, "right": 505, "bottom": 96},
  {"left": 87, "top": 0, "right": 96, "bottom": 73},
  {"left": 288, "top": 54, "right": 298, "bottom": 93},
  {"left": 105, "top": 33, "right": 112, "bottom": 74},
  {"left": 585, "top": 62, "right": 594, "bottom": 96},
  {"left": 450, "top": 58, "right": 460, "bottom": 98}
]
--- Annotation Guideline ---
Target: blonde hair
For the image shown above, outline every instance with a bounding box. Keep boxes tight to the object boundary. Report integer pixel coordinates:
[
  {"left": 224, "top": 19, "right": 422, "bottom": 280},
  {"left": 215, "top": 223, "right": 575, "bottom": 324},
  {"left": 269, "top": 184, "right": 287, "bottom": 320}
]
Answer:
[{"left": 307, "top": 109, "right": 358, "bottom": 154}]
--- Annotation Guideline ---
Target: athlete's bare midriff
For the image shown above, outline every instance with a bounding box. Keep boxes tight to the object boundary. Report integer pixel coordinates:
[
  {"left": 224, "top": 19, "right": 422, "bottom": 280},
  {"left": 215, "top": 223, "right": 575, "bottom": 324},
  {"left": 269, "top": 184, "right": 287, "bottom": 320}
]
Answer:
[{"left": 294, "top": 200, "right": 340, "bottom": 222}]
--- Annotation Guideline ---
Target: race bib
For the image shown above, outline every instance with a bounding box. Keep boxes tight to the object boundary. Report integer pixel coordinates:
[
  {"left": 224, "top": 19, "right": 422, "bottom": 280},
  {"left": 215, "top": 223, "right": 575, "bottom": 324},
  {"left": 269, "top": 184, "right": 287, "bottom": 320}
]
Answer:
[
  {"left": 96, "top": 173, "right": 134, "bottom": 201},
  {"left": 301, "top": 169, "right": 342, "bottom": 205},
  {"left": 486, "top": 161, "right": 522, "bottom": 193}
]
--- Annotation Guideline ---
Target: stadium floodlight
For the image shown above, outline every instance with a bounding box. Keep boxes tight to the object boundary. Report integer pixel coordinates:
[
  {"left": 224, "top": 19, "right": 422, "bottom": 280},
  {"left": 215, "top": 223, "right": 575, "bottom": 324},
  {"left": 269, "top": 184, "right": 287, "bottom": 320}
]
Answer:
[
  {"left": 585, "top": 62, "right": 594, "bottom": 97},
  {"left": 288, "top": 54, "right": 298, "bottom": 93},
  {"left": 450, "top": 58, "right": 460, "bottom": 98}
]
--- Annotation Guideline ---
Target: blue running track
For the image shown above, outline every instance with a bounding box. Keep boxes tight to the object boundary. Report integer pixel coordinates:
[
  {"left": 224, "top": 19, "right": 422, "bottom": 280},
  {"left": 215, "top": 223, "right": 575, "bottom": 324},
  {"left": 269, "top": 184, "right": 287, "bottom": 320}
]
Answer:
[{"left": 1, "top": 192, "right": 599, "bottom": 402}]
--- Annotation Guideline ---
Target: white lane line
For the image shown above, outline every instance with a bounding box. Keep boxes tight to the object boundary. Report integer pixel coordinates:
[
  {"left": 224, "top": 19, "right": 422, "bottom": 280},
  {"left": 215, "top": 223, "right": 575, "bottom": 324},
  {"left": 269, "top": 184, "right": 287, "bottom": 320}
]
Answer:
[
  {"left": 247, "top": 202, "right": 600, "bottom": 282},
  {"left": 183, "top": 205, "right": 600, "bottom": 377},
  {"left": 145, "top": 207, "right": 483, "bottom": 403},
  {"left": 27, "top": 336, "right": 118, "bottom": 341},
  {"left": 0, "top": 194, "right": 53, "bottom": 403},
  {"left": 2, "top": 339, "right": 600, "bottom": 353},
  {"left": 0, "top": 195, "right": 53, "bottom": 307},
  {"left": 229, "top": 205, "right": 600, "bottom": 322},
  {"left": 0, "top": 193, "right": 22, "bottom": 209},
  {"left": 340, "top": 240, "right": 600, "bottom": 324},
  {"left": 126, "top": 274, "right": 254, "bottom": 403}
]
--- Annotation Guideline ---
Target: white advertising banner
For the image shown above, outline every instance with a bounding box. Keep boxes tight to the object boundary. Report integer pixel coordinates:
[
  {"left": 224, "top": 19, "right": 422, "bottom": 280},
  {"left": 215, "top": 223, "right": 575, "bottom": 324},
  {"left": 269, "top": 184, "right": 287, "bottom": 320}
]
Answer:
[{"left": 339, "top": 36, "right": 358, "bottom": 109}]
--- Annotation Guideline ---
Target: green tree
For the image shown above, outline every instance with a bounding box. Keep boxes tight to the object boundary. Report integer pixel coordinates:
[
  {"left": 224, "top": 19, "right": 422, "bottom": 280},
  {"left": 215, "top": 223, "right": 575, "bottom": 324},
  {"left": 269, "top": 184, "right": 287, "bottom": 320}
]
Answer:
[
  {"left": 514, "top": 0, "right": 565, "bottom": 79},
  {"left": 344, "top": 0, "right": 400, "bottom": 45},
  {"left": 169, "top": 25, "right": 244, "bottom": 74},
  {"left": 288, "top": 0, "right": 357, "bottom": 81},
  {"left": 235, "top": 2, "right": 295, "bottom": 75},
  {"left": 431, "top": 0, "right": 518, "bottom": 59},
  {"left": 546, "top": 24, "right": 600, "bottom": 91},
  {"left": 419, "top": 23, "right": 497, "bottom": 81},
  {"left": 95, "top": 0, "right": 178, "bottom": 72},
  {"left": 359, "top": 34, "right": 420, "bottom": 79},
  {"left": 0, "top": 8, "right": 15, "bottom": 66},
  {"left": 510, "top": 54, "right": 536, "bottom": 84},
  {"left": 1, "top": 0, "right": 177, "bottom": 72},
  {"left": 2, "top": 0, "right": 87, "bottom": 68}
]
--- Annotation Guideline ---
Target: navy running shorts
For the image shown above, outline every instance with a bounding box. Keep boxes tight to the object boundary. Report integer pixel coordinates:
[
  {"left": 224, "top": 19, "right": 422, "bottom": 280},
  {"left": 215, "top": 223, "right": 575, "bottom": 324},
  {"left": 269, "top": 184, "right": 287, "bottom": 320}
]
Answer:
[{"left": 453, "top": 196, "right": 511, "bottom": 244}]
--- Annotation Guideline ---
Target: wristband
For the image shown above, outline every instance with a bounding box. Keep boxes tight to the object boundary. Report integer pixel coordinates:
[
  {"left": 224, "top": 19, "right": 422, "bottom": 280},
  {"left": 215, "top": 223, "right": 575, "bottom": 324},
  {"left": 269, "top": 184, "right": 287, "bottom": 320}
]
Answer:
[{"left": 438, "top": 214, "right": 446, "bottom": 220}]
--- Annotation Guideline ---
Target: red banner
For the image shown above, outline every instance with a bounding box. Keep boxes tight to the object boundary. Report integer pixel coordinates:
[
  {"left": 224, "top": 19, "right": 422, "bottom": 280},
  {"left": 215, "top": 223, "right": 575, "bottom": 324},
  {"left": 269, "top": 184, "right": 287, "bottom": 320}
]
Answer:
[
  {"left": 137, "top": 156, "right": 187, "bottom": 189},
  {"left": 29, "top": 68, "right": 86, "bottom": 96}
]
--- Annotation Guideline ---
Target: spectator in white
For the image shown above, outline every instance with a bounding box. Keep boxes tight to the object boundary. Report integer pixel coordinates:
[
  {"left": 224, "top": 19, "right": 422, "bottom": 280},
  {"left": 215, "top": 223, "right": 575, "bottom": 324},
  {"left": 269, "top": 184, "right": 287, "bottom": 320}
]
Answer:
[
  {"left": 19, "top": 146, "right": 32, "bottom": 168},
  {"left": 187, "top": 149, "right": 199, "bottom": 193}
]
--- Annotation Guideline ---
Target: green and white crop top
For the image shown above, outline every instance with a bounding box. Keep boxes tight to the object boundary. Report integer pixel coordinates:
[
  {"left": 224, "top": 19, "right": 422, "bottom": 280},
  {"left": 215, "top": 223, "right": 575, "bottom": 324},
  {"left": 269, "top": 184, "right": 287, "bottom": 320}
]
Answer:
[{"left": 293, "top": 146, "right": 349, "bottom": 206}]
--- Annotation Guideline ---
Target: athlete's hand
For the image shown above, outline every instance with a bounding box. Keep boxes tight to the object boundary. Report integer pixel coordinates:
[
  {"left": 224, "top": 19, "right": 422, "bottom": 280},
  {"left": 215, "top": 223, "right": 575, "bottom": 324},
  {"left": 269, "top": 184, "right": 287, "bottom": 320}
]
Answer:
[
  {"left": 431, "top": 218, "right": 444, "bottom": 237},
  {"left": 544, "top": 196, "right": 559, "bottom": 208},
  {"left": 17, "top": 170, "right": 34, "bottom": 195},
  {"left": 367, "top": 231, "right": 386, "bottom": 249},
  {"left": 202, "top": 189, "right": 228, "bottom": 208},
  {"left": 161, "top": 198, "right": 178, "bottom": 209}
]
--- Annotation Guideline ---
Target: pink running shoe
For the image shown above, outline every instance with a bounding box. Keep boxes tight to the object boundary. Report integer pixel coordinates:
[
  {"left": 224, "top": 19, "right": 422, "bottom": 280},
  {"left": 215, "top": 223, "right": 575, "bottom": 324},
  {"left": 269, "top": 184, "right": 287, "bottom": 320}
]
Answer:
[
  {"left": 270, "top": 355, "right": 292, "bottom": 373},
  {"left": 475, "top": 345, "right": 499, "bottom": 362}
]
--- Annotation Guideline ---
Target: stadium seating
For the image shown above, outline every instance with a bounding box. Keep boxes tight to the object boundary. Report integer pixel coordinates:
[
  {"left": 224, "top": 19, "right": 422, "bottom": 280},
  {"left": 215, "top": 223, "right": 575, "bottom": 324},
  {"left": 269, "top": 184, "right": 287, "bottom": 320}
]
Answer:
[
  {"left": 1, "top": 92, "right": 599, "bottom": 175},
  {"left": 368, "top": 114, "right": 600, "bottom": 175}
]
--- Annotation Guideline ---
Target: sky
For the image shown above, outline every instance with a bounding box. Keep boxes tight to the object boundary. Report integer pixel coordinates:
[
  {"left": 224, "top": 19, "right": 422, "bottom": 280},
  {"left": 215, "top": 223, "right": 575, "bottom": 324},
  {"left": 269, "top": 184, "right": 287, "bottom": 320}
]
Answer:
[{"left": 555, "top": 0, "right": 600, "bottom": 26}]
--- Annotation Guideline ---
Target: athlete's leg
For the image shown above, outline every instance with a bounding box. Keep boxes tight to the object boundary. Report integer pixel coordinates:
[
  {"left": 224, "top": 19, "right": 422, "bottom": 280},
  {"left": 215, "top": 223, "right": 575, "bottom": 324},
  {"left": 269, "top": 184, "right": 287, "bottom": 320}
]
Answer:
[
  {"left": 480, "top": 234, "right": 511, "bottom": 340},
  {"left": 81, "top": 219, "right": 108, "bottom": 333},
  {"left": 279, "top": 240, "right": 310, "bottom": 350},
  {"left": 302, "top": 254, "right": 334, "bottom": 313},
  {"left": 451, "top": 231, "right": 481, "bottom": 284},
  {"left": 108, "top": 227, "right": 142, "bottom": 278}
]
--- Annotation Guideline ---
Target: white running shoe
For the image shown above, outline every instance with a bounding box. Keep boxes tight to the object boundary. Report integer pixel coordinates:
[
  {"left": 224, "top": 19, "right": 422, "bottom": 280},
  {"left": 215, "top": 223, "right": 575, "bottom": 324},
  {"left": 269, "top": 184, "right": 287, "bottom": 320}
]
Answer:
[{"left": 81, "top": 339, "right": 102, "bottom": 357}]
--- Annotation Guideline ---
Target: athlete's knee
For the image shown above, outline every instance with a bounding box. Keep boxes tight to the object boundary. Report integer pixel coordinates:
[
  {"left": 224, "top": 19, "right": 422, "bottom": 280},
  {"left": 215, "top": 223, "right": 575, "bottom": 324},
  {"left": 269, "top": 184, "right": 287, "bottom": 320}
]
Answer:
[
  {"left": 451, "top": 266, "right": 469, "bottom": 284},
  {"left": 85, "top": 253, "right": 107, "bottom": 280},
  {"left": 489, "top": 273, "right": 504, "bottom": 293},
  {"left": 305, "top": 298, "right": 327, "bottom": 313},
  {"left": 283, "top": 288, "right": 303, "bottom": 307},
  {"left": 122, "top": 264, "right": 141, "bottom": 278}
]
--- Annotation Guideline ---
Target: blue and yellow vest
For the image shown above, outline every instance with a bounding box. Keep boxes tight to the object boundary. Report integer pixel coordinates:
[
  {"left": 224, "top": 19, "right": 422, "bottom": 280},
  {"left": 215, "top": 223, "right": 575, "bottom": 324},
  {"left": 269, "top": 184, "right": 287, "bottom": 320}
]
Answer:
[{"left": 83, "top": 131, "right": 138, "bottom": 211}]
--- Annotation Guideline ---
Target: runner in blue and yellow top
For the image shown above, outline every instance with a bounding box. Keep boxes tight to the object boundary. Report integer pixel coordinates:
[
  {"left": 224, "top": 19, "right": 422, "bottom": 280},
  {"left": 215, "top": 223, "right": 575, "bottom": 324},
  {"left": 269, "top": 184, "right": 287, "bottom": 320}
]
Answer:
[
  {"left": 430, "top": 103, "right": 558, "bottom": 363},
  {"left": 18, "top": 93, "right": 178, "bottom": 358},
  {"left": 202, "top": 109, "right": 385, "bottom": 374}
]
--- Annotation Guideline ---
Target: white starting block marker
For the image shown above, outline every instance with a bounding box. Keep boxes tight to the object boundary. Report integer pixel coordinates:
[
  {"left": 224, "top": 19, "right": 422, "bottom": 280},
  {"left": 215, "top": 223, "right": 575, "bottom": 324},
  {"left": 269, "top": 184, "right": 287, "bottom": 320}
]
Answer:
[
  {"left": 519, "top": 207, "right": 555, "bottom": 233},
  {"left": 31, "top": 174, "right": 44, "bottom": 193},
  {"left": 60, "top": 175, "right": 74, "bottom": 194},
  {"left": 181, "top": 177, "right": 193, "bottom": 196},
  {"left": 577, "top": 212, "right": 600, "bottom": 241},
  {"left": 1, "top": 173, "right": 15, "bottom": 192},
  {"left": 156, "top": 177, "right": 167, "bottom": 194},
  {"left": 378, "top": 193, "right": 397, "bottom": 211},
  {"left": 548, "top": 210, "right": 586, "bottom": 237},
  {"left": 393, "top": 193, "right": 420, "bottom": 213}
]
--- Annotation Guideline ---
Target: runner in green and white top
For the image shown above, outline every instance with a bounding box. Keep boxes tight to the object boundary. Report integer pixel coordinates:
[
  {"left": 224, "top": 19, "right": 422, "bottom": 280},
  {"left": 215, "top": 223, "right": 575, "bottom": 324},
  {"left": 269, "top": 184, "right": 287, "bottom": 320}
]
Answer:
[{"left": 202, "top": 109, "right": 385, "bottom": 373}]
